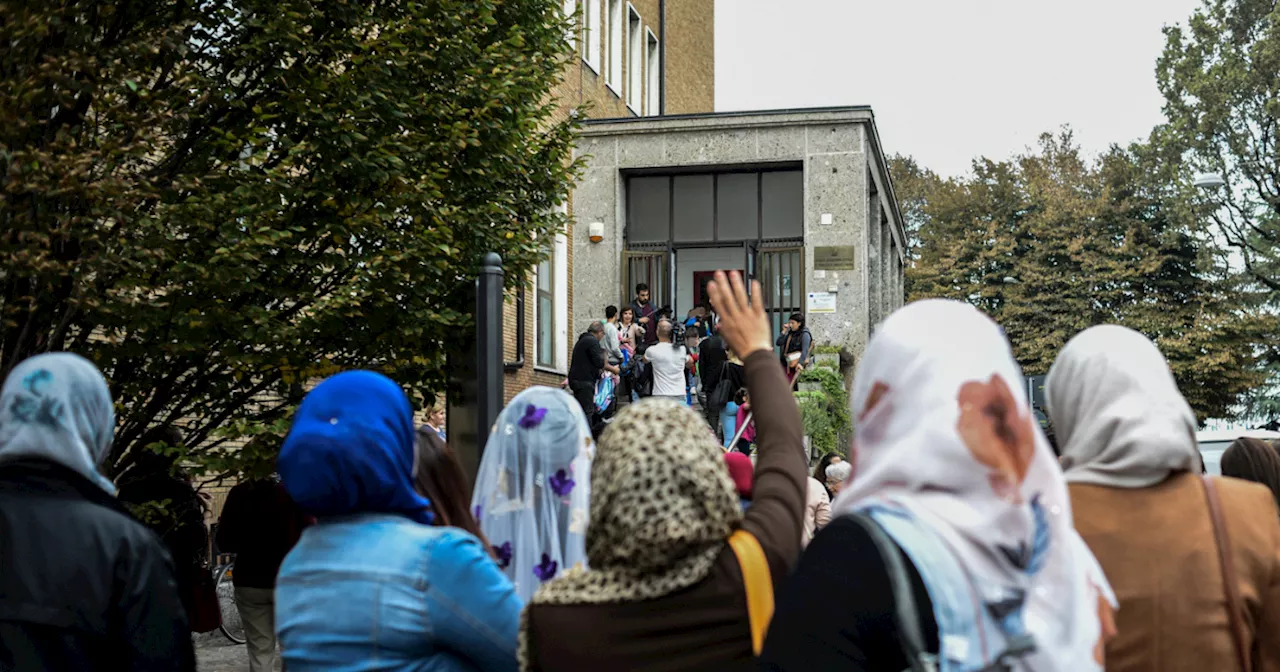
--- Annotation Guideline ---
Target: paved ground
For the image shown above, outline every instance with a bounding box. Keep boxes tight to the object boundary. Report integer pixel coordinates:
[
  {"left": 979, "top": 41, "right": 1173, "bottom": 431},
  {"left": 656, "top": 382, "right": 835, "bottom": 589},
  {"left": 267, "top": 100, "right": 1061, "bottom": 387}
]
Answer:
[{"left": 195, "top": 632, "right": 281, "bottom": 672}]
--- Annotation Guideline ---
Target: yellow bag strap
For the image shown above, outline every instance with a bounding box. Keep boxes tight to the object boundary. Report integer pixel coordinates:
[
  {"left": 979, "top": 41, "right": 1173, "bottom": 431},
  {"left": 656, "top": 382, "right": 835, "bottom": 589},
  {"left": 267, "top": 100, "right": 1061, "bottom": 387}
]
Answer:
[{"left": 727, "top": 529, "right": 775, "bottom": 655}]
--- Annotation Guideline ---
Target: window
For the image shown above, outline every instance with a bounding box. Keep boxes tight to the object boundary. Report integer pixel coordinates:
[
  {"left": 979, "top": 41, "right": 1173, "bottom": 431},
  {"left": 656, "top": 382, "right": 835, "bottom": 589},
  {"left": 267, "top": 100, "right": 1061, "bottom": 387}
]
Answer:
[
  {"left": 626, "top": 5, "right": 642, "bottom": 113},
  {"left": 563, "top": 0, "right": 576, "bottom": 48},
  {"left": 606, "top": 0, "right": 623, "bottom": 93},
  {"left": 535, "top": 207, "right": 570, "bottom": 372},
  {"left": 645, "top": 29, "right": 660, "bottom": 116},
  {"left": 625, "top": 169, "right": 804, "bottom": 244},
  {"left": 583, "top": 0, "right": 601, "bottom": 74},
  {"left": 535, "top": 248, "right": 555, "bottom": 368}
]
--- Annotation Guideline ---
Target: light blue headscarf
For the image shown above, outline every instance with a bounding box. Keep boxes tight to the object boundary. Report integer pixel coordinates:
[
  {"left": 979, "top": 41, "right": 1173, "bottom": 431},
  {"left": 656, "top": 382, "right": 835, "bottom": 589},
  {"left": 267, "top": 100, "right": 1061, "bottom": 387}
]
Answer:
[
  {"left": 471, "top": 386, "right": 593, "bottom": 602},
  {"left": 0, "top": 353, "right": 117, "bottom": 494}
]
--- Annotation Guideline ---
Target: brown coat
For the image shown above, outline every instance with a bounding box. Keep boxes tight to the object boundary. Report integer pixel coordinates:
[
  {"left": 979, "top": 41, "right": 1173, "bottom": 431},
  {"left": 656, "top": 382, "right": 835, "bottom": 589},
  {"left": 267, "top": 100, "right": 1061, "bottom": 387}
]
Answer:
[
  {"left": 1070, "top": 473, "right": 1280, "bottom": 671},
  {"left": 523, "top": 350, "right": 808, "bottom": 672}
]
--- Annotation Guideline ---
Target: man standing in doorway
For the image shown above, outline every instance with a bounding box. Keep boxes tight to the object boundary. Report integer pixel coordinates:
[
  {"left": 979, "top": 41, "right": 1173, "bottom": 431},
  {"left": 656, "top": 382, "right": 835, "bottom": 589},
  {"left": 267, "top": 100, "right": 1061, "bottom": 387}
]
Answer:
[
  {"left": 644, "top": 320, "right": 694, "bottom": 403},
  {"left": 568, "top": 321, "right": 619, "bottom": 428},
  {"left": 698, "top": 324, "right": 728, "bottom": 432},
  {"left": 630, "top": 283, "right": 657, "bottom": 348}
]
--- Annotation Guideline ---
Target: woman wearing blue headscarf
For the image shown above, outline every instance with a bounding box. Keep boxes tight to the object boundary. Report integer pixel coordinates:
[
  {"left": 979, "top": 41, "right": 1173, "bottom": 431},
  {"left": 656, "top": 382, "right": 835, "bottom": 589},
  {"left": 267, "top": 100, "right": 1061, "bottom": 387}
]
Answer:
[
  {"left": 0, "top": 353, "right": 194, "bottom": 671},
  {"left": 274, "top": 370, "right": 522, "bottom": 672}
]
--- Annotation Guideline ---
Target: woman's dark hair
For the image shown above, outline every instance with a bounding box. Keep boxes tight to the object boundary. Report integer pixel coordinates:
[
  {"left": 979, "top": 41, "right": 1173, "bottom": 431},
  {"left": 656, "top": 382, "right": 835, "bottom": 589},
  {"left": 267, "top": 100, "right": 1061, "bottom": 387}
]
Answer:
[
  {"left": 789, "top": 312, "right": 806, "bottom": 327},
  {"left": 620, "top": 306, "right": 635, "bottom": 323},
  {"left": 414, "top": 429, "right": 492, "bottom": 552},
  {"left": 1221, "top": 437, "right": 1280, "bottom": 512},
  {"left": 605, "top": 305, "right": 618, "bottom": 320},
  {"left": 735, "top": 388, "right": 749, "bottom": 405},
  {"left": 813, "top": 452, "right": 841, "bottom": 484}
]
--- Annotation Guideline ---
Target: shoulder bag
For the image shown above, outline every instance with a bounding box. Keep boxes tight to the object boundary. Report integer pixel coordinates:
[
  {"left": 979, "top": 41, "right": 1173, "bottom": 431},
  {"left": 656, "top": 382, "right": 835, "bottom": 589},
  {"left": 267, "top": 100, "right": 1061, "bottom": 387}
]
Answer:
[
  {"left": 728, "top": 529, "right": 774, "bottom": 656},
  {"left": 1202, "top": 475, "right": 1251, "bottom": 672}
]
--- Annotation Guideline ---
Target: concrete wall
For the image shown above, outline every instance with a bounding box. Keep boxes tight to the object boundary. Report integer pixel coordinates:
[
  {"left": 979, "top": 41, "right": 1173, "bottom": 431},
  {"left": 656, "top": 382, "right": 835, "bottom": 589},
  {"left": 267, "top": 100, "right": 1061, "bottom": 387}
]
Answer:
[{"left": 573, "top": 109, "right": 904, "bottom": 364}]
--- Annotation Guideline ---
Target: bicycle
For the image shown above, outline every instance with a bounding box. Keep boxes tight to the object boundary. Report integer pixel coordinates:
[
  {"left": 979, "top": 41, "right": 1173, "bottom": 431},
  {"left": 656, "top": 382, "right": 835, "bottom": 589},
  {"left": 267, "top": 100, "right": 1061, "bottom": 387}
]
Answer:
[{"left": 212, "top": 554, "right": 246, "bottom": 645}]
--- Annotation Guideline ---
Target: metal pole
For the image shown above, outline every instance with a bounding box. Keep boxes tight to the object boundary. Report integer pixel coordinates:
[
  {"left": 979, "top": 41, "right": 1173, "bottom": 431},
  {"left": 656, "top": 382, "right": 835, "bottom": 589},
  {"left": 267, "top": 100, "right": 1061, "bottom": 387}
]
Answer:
[{"left": 476, "top": 253, "right": 505, "bottom": 460}]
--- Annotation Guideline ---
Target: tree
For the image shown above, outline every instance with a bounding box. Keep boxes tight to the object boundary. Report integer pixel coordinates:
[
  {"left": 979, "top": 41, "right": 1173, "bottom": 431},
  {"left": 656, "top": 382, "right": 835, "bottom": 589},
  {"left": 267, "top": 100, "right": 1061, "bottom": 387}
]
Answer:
[
  {"left": 1154, "top": 0, "right": 1280, "bottom": 302},
  {"left": 906, "top": 132, "right": 1270, "bottom": 423},
  {"left": 0, "top": 0, "right": 581, "bottom": 476}
]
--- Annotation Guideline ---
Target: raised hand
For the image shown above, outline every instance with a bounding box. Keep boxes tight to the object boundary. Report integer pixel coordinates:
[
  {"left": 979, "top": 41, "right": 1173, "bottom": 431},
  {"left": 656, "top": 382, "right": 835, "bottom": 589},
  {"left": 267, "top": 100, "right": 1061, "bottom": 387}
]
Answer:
[{"left": 707, "top": 271, "right": 772, "bottom": 358}]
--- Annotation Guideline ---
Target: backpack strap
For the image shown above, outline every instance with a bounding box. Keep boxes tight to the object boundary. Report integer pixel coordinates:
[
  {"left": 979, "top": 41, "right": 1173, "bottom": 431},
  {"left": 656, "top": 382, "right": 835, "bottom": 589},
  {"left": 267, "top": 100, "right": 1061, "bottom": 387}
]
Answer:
[
  {"left": 846, "top": 513, "right": 935, "bottom": 671},
  {"left": 728, "top": 529, "right": 775, "bottom": 655}
]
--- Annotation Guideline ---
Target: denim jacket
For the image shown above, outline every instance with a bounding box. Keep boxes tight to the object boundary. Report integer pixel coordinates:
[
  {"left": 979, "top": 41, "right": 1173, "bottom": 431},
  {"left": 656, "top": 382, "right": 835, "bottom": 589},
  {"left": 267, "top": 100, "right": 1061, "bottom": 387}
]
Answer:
[{"left": 275, "top": 514, "right": 522, "bottom": 672}]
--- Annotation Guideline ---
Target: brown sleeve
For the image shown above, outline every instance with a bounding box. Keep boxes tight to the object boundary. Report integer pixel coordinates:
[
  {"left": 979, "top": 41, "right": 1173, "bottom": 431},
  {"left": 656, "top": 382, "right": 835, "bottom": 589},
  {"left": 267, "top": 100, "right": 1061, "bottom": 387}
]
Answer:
[
  {"left": 738, "top": 349, "right": 807, "bottom": 577},
  {"left": 1251, "top": 495, "right": 1280, "bottom": 672}
]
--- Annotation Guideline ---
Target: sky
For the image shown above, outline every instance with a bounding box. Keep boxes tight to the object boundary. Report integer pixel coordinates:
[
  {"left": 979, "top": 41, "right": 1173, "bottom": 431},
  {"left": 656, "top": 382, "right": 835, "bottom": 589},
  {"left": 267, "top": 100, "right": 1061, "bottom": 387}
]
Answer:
[{"left": 715, "top": 0, "right": 1205, "bottom": 178}]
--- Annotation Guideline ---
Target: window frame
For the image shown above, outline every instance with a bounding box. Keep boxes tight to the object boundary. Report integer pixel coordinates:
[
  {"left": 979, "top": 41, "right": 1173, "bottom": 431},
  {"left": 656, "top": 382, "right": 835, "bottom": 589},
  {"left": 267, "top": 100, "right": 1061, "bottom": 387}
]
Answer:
[
  {"left": 534, "top": 209, "right": 570, "bottom": 374},
  {"left": 645, "top": 28, "right": 660, "bottom": 116},
  {"left": 563, "top": 0, "right": 577, "bottom": 49},
  {"left": 625, "top": 4, "right": 643, "bottom": 114},
  {"left": 583, "top": 0, "right": 601, "bottom": 74},
  {"left": 605, "top": 0, "right": 623, "bottom": 95}
]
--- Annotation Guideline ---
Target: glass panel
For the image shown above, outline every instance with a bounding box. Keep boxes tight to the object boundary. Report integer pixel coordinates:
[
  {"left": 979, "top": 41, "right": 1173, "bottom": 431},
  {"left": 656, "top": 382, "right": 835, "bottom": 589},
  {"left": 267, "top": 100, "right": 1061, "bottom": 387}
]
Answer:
[
  {"left": 672, "top": 174, "right": 714, "bottom": 242},
  {"left": 761, "top": 171, "right": 803, "bottom": 238},
  {"left": 627, "top": 176, "right": 670, "bottom": 243},
  {"left": 537, "top": 295, "right": 554, "bottom": 366},
  {"left": 537, "top": 256, "right": 552, "bottom": 293},
  {"left": 716, "top": 173, "right": 758, "bottom": 241}
]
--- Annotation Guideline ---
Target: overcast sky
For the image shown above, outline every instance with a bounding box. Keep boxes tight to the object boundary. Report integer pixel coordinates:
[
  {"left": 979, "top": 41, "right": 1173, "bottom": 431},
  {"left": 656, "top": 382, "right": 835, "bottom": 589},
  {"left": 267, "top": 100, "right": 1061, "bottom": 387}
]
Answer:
[{"left": 716, "top": 0, "right": 1204, "bottom": 178}]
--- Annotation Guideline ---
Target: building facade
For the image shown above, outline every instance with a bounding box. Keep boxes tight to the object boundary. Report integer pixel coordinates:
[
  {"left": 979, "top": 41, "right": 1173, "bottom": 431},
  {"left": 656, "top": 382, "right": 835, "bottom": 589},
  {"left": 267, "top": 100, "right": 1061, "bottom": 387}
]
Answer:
[
  {"left": 501, "top": 0, "right": 715, "bottom": 402},
  {"left": 571, "top": 108, "right": 907, "bottom": 366}
]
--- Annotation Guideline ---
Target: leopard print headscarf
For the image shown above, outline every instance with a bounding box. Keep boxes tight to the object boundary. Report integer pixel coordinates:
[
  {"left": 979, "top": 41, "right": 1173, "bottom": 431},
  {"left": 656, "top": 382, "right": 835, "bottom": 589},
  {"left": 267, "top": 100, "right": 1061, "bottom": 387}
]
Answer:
[{"left": 519, "top": 398, "right": 741, "bottom": 653}]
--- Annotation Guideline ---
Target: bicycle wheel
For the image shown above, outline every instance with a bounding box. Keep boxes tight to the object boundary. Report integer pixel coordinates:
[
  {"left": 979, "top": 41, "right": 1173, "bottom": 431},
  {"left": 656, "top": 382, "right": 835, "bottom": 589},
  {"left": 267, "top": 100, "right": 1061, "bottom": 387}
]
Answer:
[{"left": 215, "top": 563, "right": 246, "bottom": 645}]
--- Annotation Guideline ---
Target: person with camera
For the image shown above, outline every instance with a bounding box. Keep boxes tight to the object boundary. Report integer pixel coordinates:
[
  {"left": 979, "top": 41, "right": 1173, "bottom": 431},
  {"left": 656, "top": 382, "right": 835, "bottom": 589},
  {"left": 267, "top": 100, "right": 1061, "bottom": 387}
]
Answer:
[{"left": 643, "top": 319, "right": 694, "bottom": 404}]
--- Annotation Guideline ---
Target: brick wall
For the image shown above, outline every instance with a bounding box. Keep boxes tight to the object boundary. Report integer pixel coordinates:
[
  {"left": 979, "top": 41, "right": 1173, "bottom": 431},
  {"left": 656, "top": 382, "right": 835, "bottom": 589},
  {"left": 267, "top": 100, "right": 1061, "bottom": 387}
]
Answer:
[
  {"left": 662, "top": 0, "right": 714, "bottom": 115},
  {"left": 503, "top": 0, "right": 712, "bottom": 403}
]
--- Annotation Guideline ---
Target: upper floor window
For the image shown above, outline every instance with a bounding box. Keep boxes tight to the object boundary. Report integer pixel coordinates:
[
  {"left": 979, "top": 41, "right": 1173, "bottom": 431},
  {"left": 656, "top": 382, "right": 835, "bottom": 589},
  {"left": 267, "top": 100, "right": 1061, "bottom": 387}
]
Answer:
[
  {"left": 626, "top": 4, "right": 642, "bottom": 113},
  {"left": 606, "top": 0, "right": 623, "bottom": 94},
  {"left": 645, "top": 29, "right": 660, "bottom": 116},
  {"left": 583, "top": 0, "right": 601, "bottom": 74},
  {"left": 563, "top": 0, "right": 576, "bottom": 48}
]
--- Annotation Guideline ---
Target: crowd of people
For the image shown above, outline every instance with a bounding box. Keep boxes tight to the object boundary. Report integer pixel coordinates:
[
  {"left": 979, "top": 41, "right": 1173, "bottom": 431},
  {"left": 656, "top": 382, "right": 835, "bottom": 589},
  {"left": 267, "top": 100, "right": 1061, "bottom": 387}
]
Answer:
[
  {"left": 2, "top": 269, "right": 1280, "bottom": 671},
  {"left": 567, "top": 281, "right": 816, "bottom": 452}
]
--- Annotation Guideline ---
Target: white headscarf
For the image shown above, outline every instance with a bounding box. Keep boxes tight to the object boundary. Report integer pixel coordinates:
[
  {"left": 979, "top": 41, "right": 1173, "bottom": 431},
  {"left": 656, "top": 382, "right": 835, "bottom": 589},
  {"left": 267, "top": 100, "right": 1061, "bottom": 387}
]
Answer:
[
  {"left": 0, "top": 353, "right": 117, "bottom": 494},
  {"left": 831, "top": 300, "right": 1111, "bottom": 671},
  {"left": 471, "top": 386, "right": 593, "bottom": 602},
  {"left": 1046, "top": 324, "right": 1199, "bottom": 488}
]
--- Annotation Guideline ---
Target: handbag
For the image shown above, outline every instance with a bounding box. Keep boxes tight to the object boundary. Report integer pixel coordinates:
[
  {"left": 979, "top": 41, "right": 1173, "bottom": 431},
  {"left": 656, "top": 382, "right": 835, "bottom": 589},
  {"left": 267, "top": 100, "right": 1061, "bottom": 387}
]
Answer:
[
  {"left": 188, "top": 565, "right": 223, "bottom": 633},
  {"left": 708, "top": 363, "right": 735, "bottom": 412},
  {"left": 1202, "top": 475, "right": 1251, "bottom": 671},
  {"left": 728, "top": 529, "right": 774, "bottom": 655}
]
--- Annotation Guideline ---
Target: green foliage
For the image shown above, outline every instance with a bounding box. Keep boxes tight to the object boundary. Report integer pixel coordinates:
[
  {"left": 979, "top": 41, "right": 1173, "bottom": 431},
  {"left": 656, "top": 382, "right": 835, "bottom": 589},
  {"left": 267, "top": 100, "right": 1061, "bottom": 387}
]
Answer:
[
  {"left": 795, "top": 367, "right": 852, "bottom": 456},
  {"left": 1154, "top": 0, "right": 1280, "bottom": 304},
  {"left": 905, "top": 132, "right": 1273, "bottom": 424},
  {"left": 0, "top": 0, "right": 581, "bottom": 478},
  {"left": 794, "top": 391, "right": 837, "bottom": 457}
]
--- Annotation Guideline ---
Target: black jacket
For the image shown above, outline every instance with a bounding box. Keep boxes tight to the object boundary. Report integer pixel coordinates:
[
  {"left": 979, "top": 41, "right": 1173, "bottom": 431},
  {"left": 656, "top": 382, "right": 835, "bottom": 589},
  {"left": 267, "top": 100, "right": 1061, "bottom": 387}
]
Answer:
[
  {"left": 699, "top": 334, "right": 728, "bottom": 392},
  {"left": 568, "top": 332, "right": 606, "bottom": 384},
  {"left": 215, "top": 479, "right": 309, "bottom": 589},
  {"left": 0, "top": 459, "right": 196, "bottom": 672}
]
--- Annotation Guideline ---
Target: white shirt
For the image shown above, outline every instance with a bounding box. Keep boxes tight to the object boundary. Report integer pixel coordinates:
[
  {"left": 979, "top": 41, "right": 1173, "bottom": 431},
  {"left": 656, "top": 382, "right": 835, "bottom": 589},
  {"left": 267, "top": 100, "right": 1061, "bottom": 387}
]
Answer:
[{"left": 644, "top": 342, "right": 688, "bottom": 397}]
